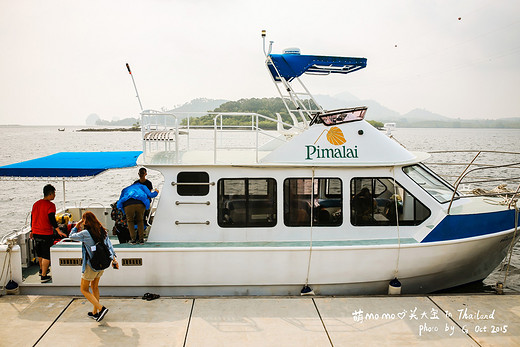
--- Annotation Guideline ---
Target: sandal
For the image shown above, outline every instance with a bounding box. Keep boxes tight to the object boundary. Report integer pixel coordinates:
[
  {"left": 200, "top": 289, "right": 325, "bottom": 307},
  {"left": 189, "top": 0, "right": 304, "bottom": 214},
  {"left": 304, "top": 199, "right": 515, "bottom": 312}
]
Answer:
[{"left": 146, "top": 293, "right": 160, "bottom": 301}]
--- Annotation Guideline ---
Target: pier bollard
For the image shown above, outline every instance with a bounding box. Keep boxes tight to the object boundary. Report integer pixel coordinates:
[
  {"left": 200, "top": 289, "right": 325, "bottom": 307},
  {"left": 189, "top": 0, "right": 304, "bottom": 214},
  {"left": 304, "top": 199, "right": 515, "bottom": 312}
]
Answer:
[
  {"left": 5, "top": 280, "right": 19, "bottom": 295},
  {"left": 388, "top": 278, "right": 402, "bottom": 295}
]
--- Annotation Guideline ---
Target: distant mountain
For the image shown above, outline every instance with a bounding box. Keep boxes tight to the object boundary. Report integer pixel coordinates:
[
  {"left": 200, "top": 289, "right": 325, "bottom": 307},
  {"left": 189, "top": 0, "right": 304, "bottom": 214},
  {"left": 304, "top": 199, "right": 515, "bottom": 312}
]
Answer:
[
  {"left": 169, "top": 98, "right": 229, "bottom": 116},
  {"left": 94, "top": 95, "right": 520, "bottom": 128},
  {"left": 402, "top": 109, "right": 452, "bottom": 122},
  {"left": 315, "top": 94, "right": 401, "bottom": 121},
  {"left": 315, "top": 93, "right": 520, "bottom": 128}
]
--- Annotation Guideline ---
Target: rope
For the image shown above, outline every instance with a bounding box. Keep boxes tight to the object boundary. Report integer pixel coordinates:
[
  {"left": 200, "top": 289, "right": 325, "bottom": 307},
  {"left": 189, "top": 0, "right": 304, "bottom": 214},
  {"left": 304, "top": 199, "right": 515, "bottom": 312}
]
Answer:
[
  {"left": 0, "top": 241, "right": 14, "bottom": 287},
  {"left": 482, "top": 198, "right": 510, "bottom": 206},
  {"left": 502, "top": 203, "right": 519, "bottom": 289},
  {"left": 392, "top": 169, "right": 401, "bottom": 278},
  {"left": 303, "top": 169, "right": 315, "bottom": 288},
  {"left": 470, "top": 184, "right": 518, "bottom": 206}
]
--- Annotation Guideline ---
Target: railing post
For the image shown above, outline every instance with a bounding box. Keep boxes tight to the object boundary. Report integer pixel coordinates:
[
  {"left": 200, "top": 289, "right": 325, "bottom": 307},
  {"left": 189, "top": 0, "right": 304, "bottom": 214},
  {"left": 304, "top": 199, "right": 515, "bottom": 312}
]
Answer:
[
  {"left": 447, "top": 151, "right": 481, "bottom": 214},
  {"left": 508, "top": 183, "right": 520, "bottom": 209}
]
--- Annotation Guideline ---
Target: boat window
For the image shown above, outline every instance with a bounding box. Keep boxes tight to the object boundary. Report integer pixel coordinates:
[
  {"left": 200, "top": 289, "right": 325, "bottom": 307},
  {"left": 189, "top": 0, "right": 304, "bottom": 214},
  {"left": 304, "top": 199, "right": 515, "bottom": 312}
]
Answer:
[
  {"left": 402, "top": 165, "right": 456, "bottom": 203},
  {"left": 217, "top": 178, "right": 276, "bottom": 228},
  {"left": 350, "top": 178, "right": 430, "bottom": 226},
  {"left": 284, "top": 178, "right": 342, "bottom": 227},
  {"left": 177, "top": 172, "right": 210, "bottom": 196}
]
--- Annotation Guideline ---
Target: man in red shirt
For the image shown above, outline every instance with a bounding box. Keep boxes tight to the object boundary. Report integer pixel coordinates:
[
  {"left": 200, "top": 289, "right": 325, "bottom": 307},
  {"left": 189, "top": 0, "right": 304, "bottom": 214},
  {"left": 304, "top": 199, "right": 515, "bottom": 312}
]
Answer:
[{"left": 31, "top": 184, "right": 67, "bottom": 283}]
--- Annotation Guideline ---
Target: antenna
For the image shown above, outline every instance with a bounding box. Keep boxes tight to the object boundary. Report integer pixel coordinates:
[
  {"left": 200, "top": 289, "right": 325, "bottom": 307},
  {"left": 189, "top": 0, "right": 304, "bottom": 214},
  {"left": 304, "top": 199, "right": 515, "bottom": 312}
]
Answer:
[
  {"left": 126, "top": 63, "right": 144, "bottom": 111},
  {"left": 261, "top": 30, "right": 274, "bottom": 57}
]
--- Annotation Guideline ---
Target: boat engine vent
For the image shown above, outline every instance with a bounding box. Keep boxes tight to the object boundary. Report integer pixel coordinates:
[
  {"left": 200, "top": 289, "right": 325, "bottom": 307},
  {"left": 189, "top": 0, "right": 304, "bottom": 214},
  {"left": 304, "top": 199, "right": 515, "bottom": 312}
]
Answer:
[
  {"left": 122, "top": 258, "right": 143, "bottom": 266},
  {"left": 59, "top": 258, "right": 82, "bottom": 266}
]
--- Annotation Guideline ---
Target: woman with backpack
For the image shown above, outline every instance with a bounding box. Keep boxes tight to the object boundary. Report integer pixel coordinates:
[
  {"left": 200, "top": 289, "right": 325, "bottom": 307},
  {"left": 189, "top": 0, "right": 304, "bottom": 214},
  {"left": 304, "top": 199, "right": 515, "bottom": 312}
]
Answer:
[{"left": 69, "top": 211, "right": 118, "bottom": 322}]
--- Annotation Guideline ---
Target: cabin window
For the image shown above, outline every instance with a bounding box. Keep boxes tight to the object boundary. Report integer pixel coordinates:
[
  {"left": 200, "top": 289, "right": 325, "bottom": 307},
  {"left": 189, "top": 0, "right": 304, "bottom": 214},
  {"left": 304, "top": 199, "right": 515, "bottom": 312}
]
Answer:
[
  {"left": 284, "top": 178, "right": 343, "bottom": 227},
  {"left": 176, "top": 172, "right": 210, "bottom": 196},
  {"left": 350, "top": 178, "right": 430, "bottom": 226},
  {"left": 217, "top": 178, "right": 277, "bottom": 227},
  {"left": 403, "top": 164, "right": 457, "bottom": 203}
]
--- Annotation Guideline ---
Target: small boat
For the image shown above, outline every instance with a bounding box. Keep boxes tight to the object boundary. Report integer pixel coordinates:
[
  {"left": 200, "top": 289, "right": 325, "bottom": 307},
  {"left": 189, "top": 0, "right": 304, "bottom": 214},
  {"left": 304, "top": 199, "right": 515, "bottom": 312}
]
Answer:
[
  {"left": 58, "top": 128, "right": 65, "bottom": 132},
  {"left": 1, "top": 33, "right": 519, "bottom": 296}
]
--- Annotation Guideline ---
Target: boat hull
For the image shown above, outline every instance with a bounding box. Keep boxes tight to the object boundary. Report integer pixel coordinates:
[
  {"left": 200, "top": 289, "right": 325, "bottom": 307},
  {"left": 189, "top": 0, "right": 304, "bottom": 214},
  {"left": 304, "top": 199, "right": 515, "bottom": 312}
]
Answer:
[{"left": 6, "top": 227, "right": 515, "bottom": 296}]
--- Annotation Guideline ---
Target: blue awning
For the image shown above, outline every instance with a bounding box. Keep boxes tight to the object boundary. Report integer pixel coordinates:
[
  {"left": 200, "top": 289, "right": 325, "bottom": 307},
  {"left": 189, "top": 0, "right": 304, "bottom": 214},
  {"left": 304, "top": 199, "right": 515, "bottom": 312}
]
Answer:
[
  {"left": 267, "top": 54, "right": 367, "bottom": 82},
  {"left": 0, "top": 151, "right": 142, "bottom": 179}
]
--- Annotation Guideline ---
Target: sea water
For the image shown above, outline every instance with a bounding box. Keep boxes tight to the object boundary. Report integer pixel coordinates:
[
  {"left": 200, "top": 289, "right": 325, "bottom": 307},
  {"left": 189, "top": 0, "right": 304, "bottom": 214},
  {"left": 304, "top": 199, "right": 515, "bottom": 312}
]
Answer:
[{"left": 0, "top": 125, "right": 519, "bottom": 291}]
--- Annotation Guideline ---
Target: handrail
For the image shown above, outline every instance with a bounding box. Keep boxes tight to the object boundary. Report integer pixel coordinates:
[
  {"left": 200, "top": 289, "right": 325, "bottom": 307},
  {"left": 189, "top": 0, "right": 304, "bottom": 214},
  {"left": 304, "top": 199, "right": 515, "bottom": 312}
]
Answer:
[
  {"left": 211, "top": 112, "right": 303, "bottom": 164},
  {"left": 175, "top": 221, "right": 210, "bottom": 225},
  {"left": 140, "top": 110, "right": 304, "bottom": 164},
  {"left": 447, "top": 152, "right": 481, "bottom": 213},
  {"left": 447, "top": 160, "right": 520, "bottom": 214},
  {"left": 422, "top": 150, "right": 520, "bottom": 214}
]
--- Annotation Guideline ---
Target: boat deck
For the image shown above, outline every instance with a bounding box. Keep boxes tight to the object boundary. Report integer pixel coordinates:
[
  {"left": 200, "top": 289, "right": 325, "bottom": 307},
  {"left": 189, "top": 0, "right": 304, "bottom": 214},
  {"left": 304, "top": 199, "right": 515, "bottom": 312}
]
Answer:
[{"left": 1, "top": 293, "right": 519, "bottom": 346}]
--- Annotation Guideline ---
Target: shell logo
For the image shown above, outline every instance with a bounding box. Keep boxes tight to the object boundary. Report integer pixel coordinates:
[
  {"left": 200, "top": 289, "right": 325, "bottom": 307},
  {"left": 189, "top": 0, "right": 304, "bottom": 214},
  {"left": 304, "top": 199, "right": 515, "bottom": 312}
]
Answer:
[
  {"left": 315, "top": 126, "right": 346, "bottom": 145},
  {"left": 326, "top": 126, "right": 346, "bottom": 145}
]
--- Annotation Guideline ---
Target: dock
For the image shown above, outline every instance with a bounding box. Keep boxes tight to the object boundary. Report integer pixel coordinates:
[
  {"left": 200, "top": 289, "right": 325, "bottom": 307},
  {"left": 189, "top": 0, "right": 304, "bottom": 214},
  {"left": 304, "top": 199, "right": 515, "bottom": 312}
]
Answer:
[{"left": 1, "top": 293, "right": 519, "bottom": 346}]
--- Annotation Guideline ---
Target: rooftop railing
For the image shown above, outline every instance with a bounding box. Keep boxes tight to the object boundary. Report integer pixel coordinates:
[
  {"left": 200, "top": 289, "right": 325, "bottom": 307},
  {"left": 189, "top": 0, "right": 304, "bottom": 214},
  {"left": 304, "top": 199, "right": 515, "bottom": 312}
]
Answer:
[{"left": 140, "top": 110, "right": 304, "bottom": 164}]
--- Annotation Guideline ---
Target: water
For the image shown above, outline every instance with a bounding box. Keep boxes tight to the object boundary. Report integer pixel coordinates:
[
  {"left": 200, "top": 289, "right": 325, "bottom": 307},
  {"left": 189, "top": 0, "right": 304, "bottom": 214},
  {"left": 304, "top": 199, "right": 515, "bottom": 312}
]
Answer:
[{"left": 0, "top": 125, "right": 519, "bottom": 291}]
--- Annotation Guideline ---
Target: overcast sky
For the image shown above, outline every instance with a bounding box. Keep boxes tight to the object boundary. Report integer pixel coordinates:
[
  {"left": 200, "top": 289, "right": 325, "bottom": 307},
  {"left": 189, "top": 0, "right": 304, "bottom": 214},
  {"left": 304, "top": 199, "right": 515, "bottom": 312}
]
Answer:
[{"left": 1, "top": 0, "right": 519, "bottom": 125}]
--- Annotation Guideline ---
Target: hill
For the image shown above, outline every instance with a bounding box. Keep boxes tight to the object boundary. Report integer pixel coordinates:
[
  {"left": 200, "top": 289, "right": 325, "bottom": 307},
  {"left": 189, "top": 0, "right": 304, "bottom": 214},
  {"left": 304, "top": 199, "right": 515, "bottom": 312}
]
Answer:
[
  {"left": 93, "top": 98, "right": 229, "bottom": 126},
  {"left": 92, "top": 95, "right": 520, "bottom": 128},
  {"left": 316, "top": 94, "right": 520, "bottom": 128}
]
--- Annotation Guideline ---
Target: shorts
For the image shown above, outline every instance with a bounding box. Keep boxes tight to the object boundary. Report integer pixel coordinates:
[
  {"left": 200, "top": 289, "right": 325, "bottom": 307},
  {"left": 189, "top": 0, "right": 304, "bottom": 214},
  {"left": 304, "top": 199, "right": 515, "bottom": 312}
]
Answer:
[
  {"left": 82, "top": 264, "right": 104, "bottom": 281},
  {"left": 33, "top": 234, "right": 54, "bottom": 260}
]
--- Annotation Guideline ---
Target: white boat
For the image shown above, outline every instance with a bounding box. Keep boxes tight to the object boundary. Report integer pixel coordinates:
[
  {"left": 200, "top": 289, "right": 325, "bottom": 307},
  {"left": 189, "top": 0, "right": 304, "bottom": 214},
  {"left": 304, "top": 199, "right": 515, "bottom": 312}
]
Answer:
[{"left": 1, "top": 35, "right": 519, "bottom": 296}]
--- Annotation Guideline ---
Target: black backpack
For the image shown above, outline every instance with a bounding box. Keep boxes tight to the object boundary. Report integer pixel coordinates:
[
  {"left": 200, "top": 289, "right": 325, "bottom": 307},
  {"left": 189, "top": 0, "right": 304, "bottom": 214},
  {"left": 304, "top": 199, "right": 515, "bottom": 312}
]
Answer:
[{"left": 85, "top": 229, "right": 112, "bottom": 271}]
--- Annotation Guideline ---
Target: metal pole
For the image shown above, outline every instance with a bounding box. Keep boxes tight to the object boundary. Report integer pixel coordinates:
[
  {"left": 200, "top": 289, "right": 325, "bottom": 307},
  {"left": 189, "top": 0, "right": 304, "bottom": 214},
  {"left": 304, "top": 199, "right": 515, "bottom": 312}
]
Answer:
[
  {"left": 126, "top": 63, "right": 143, "bottom": 111},
  {"left": 62, "top": 179, "right": 66, "bottom": 211}
]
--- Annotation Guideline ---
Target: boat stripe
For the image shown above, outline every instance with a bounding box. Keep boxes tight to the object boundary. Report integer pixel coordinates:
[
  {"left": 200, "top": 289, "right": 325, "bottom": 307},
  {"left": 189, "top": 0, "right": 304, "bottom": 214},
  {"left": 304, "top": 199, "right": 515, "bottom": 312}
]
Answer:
[
  {"left": 54, "top": 238, "right": 418, "bottom": 248},
  {"left": 421, "top": 209, "right": 517, "bottom": 243}
]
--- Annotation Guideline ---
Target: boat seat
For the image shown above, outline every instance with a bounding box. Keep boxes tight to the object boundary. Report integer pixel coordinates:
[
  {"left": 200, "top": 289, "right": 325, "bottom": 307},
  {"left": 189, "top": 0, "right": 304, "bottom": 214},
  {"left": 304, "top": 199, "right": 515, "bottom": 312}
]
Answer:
[{"left": 143, "top": 130, "right": 188, "bottom": 141}]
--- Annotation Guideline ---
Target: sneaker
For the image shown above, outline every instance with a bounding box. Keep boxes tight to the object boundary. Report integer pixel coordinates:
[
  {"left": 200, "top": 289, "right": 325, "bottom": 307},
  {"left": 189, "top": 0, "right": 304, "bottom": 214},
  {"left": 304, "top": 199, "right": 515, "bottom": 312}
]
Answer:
[
  {"left": 40, "top": 275, "right": 52, "bottom": 283},
  {"left": 88, "top": 312, "right": 99, "bottom": 320},
  {"left": 96, "top": 306, "right": 109, "bottom": 322}
]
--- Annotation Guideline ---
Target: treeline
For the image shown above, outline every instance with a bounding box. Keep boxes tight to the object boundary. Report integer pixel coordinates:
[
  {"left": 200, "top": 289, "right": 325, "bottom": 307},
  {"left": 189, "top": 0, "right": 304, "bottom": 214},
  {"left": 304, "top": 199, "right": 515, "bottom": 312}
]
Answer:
[
  {"left": 182, "top": 97, "right": 383, "bottom": 129},
  {"left": 96, "top": 117, "right": 139, "bottom": 126},
  {"left": 181, "top": 98, "right": 291, "bottom": 129}
]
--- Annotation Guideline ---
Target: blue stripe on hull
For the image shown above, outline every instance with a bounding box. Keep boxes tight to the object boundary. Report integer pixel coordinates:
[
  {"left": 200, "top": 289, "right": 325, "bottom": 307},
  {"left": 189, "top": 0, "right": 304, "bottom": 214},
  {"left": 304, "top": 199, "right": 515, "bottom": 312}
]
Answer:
[{"left": 422, "top": 209, "right": 516, "bottom": 243}]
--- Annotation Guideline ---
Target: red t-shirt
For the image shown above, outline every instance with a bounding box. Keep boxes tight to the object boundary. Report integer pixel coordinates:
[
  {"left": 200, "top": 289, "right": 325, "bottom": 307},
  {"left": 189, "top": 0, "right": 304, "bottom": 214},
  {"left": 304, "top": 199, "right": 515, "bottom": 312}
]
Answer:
[{"left": 31, "top": 199, "right": 56, "bottom": 235}]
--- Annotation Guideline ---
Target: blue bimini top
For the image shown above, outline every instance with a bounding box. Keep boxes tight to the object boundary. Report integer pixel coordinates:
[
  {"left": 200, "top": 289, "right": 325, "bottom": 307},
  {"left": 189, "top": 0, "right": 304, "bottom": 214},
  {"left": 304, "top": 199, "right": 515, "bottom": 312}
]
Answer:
[
  {"left": 0, "top": 151, "right": 142, "bottom": 180},
  {"left": 267, "top": 54, "right": 367, "bottom": 82}
]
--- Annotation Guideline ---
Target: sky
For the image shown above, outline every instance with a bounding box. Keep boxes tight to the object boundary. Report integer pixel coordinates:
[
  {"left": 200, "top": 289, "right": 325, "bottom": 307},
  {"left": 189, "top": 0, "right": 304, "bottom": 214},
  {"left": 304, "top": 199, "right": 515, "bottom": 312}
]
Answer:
[{"left": 0, "top": 0, "right": 519, "bottom": 125}]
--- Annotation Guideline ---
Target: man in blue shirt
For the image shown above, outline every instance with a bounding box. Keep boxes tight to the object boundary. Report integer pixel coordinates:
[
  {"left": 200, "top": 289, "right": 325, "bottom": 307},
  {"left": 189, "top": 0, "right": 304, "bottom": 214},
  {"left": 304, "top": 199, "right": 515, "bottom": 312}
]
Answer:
[{"left": 117, "top": 182, "right": 158, "bottom": 244}]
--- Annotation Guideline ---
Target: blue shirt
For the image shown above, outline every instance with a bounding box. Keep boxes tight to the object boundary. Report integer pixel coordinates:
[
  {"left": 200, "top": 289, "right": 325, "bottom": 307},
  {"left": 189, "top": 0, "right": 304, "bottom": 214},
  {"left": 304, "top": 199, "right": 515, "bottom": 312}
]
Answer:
[
  {"left": 117, "top": 183, "right": 158, "bottom": 211},
  {"left": 69, "top": 227, "right": 116, "bottom": 273}
]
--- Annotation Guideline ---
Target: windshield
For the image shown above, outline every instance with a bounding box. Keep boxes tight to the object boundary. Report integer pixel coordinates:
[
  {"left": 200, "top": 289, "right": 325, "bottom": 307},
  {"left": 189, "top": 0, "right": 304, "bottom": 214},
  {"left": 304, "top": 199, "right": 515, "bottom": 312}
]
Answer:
[{"left": 403, "top": 165, "right": 456, "bottom": 203}]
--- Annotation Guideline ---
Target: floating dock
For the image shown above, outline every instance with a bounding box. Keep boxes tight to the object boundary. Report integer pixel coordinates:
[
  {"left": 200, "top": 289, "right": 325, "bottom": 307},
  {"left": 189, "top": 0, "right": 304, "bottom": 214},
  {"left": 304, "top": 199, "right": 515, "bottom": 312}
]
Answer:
[{"left": 1, "top": 293, "right": 519, "bottom": 346}]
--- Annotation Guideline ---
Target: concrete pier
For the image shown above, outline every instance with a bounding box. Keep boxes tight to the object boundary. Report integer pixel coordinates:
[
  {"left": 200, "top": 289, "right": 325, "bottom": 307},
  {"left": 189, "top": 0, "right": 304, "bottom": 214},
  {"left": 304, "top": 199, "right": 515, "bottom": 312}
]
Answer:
[{"left": 1, "top": 294, "right": 519, "bottom": 346}]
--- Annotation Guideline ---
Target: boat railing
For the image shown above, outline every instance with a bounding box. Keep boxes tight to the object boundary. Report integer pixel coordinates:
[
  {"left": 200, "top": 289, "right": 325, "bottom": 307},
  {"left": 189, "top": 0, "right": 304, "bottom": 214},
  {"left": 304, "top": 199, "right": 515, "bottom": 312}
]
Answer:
[
  {"left": 210, "top": 112, "right": 303, "bottom": 163},
  {"left": 424, "top": 150, "right": 520, "bottom": 213},
  {"left": 140, "top": 110, "right": 304, "bottom": 164}
]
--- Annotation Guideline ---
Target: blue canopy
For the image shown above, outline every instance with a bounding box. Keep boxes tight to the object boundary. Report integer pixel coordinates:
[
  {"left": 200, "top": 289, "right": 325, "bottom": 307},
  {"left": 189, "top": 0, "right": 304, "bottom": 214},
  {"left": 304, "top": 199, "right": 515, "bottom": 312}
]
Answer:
[
  {"left": 0, "top": 151, "right": 142, "bottom": 179},
  {"left": 268, "top": 54, "right": 367, "bottom": 82}
]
